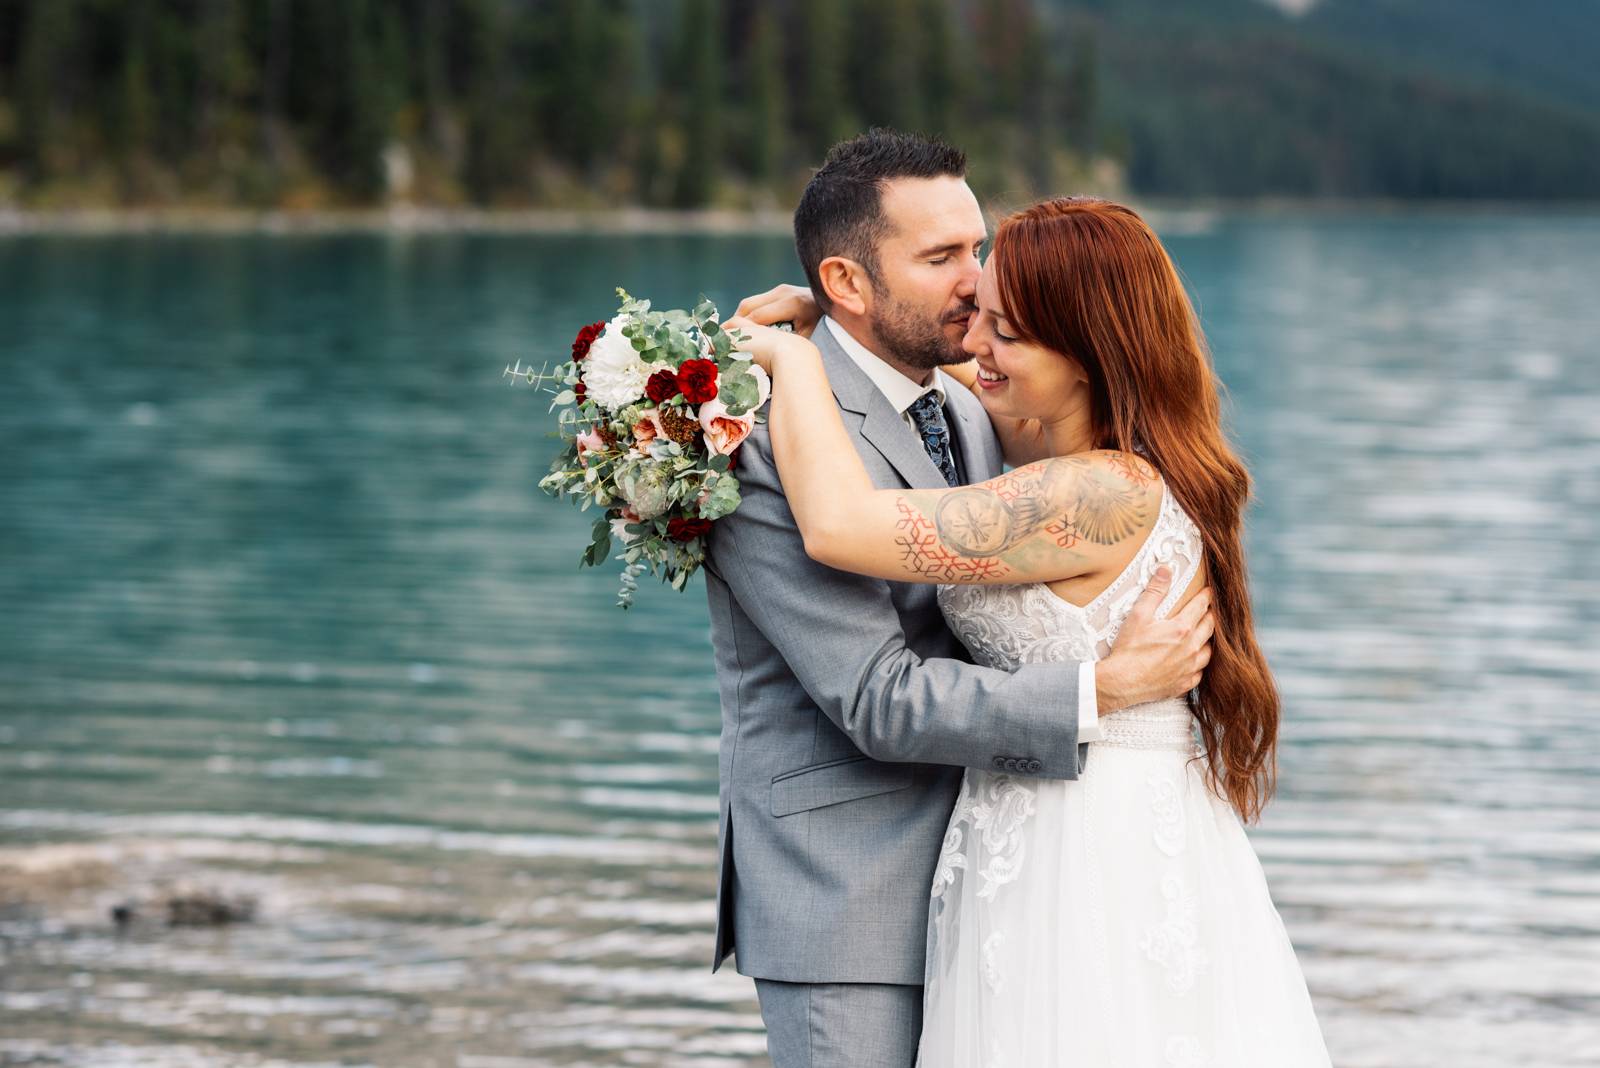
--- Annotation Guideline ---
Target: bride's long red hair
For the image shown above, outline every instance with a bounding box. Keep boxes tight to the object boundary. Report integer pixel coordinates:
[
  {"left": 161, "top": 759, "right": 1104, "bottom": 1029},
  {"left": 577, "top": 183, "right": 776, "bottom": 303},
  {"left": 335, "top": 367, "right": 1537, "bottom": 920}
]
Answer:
[{"left": 991, "top": 197, "right": 1278, "bottom": 822}]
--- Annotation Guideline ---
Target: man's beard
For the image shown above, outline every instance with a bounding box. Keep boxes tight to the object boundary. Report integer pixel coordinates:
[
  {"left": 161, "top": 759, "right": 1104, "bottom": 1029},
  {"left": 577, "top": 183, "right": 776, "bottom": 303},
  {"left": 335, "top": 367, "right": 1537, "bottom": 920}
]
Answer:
[{"left": 869, "top": 292, "right": 976, "bottom": 371}]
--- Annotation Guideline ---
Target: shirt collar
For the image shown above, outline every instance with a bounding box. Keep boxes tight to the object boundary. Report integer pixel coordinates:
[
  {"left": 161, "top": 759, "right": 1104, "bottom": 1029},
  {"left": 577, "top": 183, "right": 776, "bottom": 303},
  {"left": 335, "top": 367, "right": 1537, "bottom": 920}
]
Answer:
[{"left": 822, "top": 317, "right": 945, "bottom": 416}]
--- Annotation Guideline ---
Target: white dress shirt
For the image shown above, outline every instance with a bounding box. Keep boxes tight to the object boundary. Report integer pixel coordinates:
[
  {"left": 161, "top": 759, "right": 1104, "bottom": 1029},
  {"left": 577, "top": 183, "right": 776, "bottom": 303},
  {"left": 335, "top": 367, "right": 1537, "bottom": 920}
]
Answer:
[{"left": 821, "top": 318, "right": 1101, "bottom": 743}]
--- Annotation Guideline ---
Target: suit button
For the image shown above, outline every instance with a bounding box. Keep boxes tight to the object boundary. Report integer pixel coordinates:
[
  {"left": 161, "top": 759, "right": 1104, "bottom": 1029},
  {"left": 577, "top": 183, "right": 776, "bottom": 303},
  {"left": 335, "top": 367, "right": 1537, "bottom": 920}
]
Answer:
[
  {"left": 992, "top": 756, "right": 1007, "bottom": 769},
  {"left": 1005, "top": 759, "right": 1021, "bottom": 772},
  {"left": 1026, "top": 759, "right": 1043, "bottom": 773}
]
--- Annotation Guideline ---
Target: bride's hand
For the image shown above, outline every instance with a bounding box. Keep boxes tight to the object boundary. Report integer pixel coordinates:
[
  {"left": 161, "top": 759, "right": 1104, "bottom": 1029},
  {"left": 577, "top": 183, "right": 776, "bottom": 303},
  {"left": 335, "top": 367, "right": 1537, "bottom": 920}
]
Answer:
[
  {"left": 724, "top": 316, "right": 821, "bottom": 375},
  {"left": 732, "top": 283, "right": 821, "bottom": 338}
]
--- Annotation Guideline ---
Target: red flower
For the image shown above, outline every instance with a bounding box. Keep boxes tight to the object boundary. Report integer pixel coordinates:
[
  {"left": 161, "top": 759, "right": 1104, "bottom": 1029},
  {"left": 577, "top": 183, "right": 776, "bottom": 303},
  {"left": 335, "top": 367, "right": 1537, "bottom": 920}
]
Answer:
[
  {"left": 574, "top": 381, "right": 587, "bottom": 403},
  {"left": 726, "top": 447, "right": 739, "bottom": 470},
  {"left": 676, "top": 358, "right": 719, "bottom": 404},
  {"left": 645, "top": 369, "right": 680, "bottom": 404},
  {"left": 667, "top": 516, "right": 714, "bottom": 542},
  {"left": 571, "top": 320, "right": 606, "bottom": 363}
]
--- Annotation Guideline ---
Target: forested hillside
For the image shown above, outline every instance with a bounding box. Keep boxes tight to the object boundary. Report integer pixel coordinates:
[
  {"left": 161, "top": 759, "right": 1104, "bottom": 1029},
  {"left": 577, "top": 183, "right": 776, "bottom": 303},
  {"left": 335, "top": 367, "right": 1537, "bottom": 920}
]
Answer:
[{"left": 0, "top": 0, "right": 1594, "bottom": 210}]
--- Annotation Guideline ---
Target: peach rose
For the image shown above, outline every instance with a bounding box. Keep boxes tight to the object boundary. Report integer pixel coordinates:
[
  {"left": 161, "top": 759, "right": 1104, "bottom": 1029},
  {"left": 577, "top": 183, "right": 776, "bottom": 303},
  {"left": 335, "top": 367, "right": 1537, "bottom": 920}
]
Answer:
[
  {"left": 698, "top": 397, "right": 755, "bottom": 456},
  {"left": 631, "top": 409, "right": 666, "bottom": 456}
]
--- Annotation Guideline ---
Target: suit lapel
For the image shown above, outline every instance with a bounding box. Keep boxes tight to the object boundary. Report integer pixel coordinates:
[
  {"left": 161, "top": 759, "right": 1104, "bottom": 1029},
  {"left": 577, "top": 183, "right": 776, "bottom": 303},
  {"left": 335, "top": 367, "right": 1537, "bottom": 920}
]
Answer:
[
  {"left": 937, "top": 369, "right": 1003, "bottom": 484},
  {"left": 817, "top": 326, "right": 950, "bottom": 491},
  {"left": 860, "top": 395, "right": 950, "bottom": 491}
]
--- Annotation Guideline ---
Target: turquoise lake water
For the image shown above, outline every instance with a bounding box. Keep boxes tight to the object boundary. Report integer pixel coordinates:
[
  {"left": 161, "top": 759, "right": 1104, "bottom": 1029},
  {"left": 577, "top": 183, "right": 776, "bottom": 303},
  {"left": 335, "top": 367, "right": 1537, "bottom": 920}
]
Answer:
[{"left": 1, "top": 215, "right": 1598, "bottom": 1066}]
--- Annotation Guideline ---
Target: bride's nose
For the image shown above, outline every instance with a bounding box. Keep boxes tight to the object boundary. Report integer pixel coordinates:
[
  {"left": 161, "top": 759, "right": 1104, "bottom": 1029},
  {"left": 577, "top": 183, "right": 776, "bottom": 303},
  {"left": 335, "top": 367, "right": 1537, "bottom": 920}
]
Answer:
[{"left": 961, "top": 316, "right": 987, "bottom": 357}]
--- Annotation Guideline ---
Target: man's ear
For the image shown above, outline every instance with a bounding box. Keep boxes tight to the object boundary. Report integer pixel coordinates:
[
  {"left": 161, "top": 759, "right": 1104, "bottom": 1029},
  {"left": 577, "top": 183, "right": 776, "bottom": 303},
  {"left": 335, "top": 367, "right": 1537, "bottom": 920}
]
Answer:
[{"left": 818, "top": 256, "right": 872, "bottom": 318}]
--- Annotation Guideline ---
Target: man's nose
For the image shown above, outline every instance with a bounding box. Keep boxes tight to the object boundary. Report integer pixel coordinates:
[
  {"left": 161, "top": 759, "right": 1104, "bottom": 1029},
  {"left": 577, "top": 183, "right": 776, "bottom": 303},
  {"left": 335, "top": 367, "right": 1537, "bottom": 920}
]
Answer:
[{"left": 955, "top": 263, "right": 979, "bottom": 300}]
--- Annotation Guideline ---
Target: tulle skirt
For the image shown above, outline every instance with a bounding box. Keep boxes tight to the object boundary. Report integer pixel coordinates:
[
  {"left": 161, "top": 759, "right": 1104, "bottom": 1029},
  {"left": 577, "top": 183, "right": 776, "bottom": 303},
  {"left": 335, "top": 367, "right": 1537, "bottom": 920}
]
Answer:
[{"left": 917, "top": 742, "right": 1332, "bottom": 1067}]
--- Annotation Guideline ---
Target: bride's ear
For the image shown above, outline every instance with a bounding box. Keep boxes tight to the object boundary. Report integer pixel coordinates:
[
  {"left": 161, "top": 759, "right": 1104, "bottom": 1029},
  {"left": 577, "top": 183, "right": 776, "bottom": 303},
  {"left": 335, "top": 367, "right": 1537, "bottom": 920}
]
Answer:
[{"left": 817, "top": 256, "right": 871, "bottom": 318}]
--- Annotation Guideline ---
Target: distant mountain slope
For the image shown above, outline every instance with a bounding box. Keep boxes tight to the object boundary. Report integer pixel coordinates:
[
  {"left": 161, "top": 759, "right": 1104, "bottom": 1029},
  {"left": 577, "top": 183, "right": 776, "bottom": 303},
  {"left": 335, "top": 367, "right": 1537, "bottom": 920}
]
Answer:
[
  {"left": 1302, "top": 0, "right": 1600, "bottom": 112},
  {"left": 1046, "top": 0, "right": 1600, "bottom": 198}
]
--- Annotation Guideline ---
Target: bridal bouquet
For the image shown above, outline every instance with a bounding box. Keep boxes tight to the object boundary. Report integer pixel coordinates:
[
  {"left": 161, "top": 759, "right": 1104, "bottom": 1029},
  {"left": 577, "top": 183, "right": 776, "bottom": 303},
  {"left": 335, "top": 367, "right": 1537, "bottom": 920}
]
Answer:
[{"left": 511, "top": 290, "right": 769, "bottom": 607}]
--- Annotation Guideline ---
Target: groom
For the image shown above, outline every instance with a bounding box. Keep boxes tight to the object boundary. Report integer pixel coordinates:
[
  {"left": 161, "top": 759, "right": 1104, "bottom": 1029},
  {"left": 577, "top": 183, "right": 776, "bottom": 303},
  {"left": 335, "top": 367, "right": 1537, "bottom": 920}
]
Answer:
[{"left": 702, "top": 129, "right": 1214, "bottom": 1067}]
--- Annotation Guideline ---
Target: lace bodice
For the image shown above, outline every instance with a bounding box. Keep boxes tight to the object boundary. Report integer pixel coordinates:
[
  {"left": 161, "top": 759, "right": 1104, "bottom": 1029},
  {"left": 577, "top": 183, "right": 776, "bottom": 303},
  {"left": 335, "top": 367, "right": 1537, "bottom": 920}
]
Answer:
[{"left": 936, "top": 482, "right": 1204, "bottom": 750}]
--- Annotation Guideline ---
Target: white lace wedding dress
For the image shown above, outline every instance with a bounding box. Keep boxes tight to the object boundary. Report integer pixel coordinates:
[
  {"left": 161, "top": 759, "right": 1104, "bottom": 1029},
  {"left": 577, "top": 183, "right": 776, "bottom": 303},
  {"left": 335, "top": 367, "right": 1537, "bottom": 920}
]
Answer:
[{"left": 918, "top": 484, "right": 1331, "bottom": 1068}]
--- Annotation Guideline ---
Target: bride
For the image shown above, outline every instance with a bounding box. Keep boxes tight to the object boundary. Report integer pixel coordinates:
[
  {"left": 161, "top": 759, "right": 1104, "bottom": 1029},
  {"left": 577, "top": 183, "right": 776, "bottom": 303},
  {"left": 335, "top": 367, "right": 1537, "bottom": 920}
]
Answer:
[{"left": 727, "top": 197, "right": 1330, "bottom": 1066}]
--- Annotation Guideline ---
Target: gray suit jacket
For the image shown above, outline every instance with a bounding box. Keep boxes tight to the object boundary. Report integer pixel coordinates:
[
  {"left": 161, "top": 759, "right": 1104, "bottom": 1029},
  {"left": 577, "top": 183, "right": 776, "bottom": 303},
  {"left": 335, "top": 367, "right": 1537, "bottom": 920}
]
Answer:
[{"left": 703, "top": 323, "right": 1088, "bottom": 985}]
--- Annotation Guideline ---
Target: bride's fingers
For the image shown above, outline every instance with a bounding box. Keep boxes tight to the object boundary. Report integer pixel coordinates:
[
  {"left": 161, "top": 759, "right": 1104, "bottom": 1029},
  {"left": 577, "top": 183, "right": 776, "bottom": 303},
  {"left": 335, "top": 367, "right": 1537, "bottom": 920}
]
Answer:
[
  {"left": 752, "top": 294, "right": 817, "bottom": 330},
  {"left": 733, "top": 284, "right": 797, "bottom": 320},
  {"left": 734, "top": 285, "right": 820, "bottom": 334},
  {"left": 734, "top": 283, "right": 813, "bottom": 322}
]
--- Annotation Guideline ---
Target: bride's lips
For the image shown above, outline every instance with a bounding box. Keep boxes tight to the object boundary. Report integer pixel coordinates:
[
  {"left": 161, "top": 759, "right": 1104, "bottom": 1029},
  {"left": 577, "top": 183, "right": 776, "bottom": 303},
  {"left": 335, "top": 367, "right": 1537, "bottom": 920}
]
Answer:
[{"left": 975, "top": 364, "right": 1009, "bottom": 391}]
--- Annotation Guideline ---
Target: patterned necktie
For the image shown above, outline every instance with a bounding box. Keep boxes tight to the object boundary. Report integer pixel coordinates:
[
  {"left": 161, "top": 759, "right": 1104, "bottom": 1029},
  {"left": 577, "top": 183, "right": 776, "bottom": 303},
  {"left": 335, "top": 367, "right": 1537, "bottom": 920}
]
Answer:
[{"left": 906, "top": 392, "right": 961, "bottom": 488}]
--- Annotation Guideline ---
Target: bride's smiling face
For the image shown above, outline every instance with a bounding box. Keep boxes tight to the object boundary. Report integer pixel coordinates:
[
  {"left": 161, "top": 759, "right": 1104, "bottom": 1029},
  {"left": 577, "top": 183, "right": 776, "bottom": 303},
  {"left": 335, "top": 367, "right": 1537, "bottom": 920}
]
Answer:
[{"left": 962, "top": 259, "right": 1090, "bottom": 423}]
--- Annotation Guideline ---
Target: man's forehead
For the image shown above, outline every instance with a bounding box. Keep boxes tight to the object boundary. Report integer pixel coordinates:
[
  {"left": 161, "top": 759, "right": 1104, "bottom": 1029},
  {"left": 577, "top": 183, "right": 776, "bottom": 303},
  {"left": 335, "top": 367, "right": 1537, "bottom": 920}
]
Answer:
[{"left": 880, "top": 176, "right": 987, "bottom": 247}]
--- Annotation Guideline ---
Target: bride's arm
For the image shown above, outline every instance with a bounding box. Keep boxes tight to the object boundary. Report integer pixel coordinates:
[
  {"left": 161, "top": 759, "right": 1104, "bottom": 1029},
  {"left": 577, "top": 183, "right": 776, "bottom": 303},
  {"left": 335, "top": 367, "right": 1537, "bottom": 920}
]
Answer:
[
  {"left": 939, "top": 360, "right": 1053, "bottom": 467},
  {"left": 727, "top": 319, "right": 1162, "bottom": 587}
]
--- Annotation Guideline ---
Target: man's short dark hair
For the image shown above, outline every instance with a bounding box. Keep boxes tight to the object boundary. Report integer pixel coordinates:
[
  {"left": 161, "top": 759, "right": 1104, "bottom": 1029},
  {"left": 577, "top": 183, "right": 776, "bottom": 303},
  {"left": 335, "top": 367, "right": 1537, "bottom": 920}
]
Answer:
[{"left": 794, "top": 128, "right": 967, "bottom": 314}]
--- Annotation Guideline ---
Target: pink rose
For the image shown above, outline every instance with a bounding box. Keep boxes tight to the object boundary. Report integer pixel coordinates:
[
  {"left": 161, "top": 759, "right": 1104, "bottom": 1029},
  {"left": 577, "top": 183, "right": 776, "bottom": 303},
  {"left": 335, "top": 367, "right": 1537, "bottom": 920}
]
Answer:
[
  {"left": 609, "top": 504, "right": 644, "bottom": 543},
  {"left": 631, "top": 409, "right": 666, "bottom": 456},
  {"left": 575, "top": 427, "right": 607, "bottom": 467},
  {"left": 748, "top": 362, "right": 772, "bottom": 408},
  {"left": 698, "top": 397, "right": 756, "bottom": 456}
]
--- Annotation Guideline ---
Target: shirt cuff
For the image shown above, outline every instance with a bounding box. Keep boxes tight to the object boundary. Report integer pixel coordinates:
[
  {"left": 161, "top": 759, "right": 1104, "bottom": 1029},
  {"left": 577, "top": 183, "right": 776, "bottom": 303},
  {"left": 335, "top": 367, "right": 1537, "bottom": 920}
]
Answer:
[{"left": 1078, "top": 662, "right": 1102, "bottom": 743}]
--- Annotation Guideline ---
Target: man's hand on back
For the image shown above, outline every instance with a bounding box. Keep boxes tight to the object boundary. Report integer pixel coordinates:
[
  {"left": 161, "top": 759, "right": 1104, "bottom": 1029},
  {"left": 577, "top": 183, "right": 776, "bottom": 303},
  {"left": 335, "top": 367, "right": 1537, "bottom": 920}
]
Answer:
[
  {"left": 1094, "top": 567, "right": 1214, "bottom": 715},
  {"left": 734, "top": 282, "right": 1214, "bottom": 719}
]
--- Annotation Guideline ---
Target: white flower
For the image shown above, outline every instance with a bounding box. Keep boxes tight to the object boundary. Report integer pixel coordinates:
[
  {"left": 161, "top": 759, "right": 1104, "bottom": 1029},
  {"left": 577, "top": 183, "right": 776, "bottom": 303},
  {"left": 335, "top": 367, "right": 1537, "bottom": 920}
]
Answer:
[
  {"left": 581, "top": 315, "right": 652, "bottom": 410},
  {"left": 614, "top": 459, "right": 674, "bottom": 520},
  {"left": 610, "top": 505, "right": 643, "bottom": 544}
]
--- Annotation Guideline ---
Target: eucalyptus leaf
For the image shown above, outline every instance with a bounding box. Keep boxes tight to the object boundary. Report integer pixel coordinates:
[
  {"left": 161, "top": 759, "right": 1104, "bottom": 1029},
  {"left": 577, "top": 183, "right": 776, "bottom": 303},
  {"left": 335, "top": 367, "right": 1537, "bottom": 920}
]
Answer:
[{"left": 720, "top": 370, "right": 760, "bottom": 416}]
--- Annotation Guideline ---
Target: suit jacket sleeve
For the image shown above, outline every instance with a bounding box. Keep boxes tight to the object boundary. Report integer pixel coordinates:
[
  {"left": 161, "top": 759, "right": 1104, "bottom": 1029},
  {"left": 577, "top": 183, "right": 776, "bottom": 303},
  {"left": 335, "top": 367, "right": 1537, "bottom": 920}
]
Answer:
[{"left": 708, "top": 425, "right": 1086, "bottom": 779}]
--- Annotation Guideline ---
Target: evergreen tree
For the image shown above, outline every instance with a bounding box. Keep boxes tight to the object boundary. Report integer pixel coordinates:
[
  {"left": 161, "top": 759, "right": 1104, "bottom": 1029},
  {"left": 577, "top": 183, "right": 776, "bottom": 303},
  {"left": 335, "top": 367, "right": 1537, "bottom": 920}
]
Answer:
[
  {"left": 304, "top": 0, "right": 391, "bottom": 198},
  {"left": 799, "top": 0, "right": 851, "bottom": 156},
  {"left": 1018, "top": 5, "right": 1054, "bottom": 193},
  {"left": 194, "top": 0, "right": 245, "bottom": 158},
  {"left": 671, "top": 0, "right": 721, "bottom": 208},
  {"left": 15, "top": 0, "right": 77, "bottom": 178},
  {"left": 746, "top": 5, "right": 784, "bottom": 185},
  {"left": 459, "top": 0, "right": 518, "bottom": 203},
  {"left": 258, "top": 0, "right": 292, "bottom": 170},
  {"left": 116, "top": 0, "right": 156, "bottom": 167},
  {"left": 1064, "top": 26, "right": 1099, "bottom": 155},
  {"left": 416, "top": 0, "right": 453, "bottom": 160},
  {"left": 849, "top": 0, "right": 922, "bottom": 133},
  {"left": 919, "top": 0, "right": 966, "bottom": 142}
]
